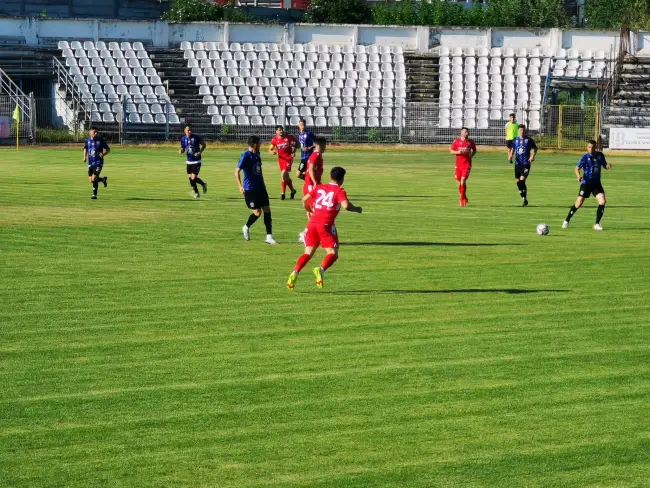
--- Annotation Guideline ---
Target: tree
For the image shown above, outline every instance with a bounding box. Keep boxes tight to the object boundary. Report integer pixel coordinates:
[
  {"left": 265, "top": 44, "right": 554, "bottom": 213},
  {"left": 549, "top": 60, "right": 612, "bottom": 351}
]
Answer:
[{"left": 161, "top": 0, "right": 254, "bottom": 22}]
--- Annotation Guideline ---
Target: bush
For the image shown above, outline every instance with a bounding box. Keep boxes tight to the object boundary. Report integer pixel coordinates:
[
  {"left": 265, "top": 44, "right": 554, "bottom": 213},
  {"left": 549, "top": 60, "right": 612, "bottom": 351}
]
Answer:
[
  {"left": 304, "top": 0, "right": 372, "bottom": 24},
  {"left": 162, "top": 0, "right": 255, "bottom": 22}
]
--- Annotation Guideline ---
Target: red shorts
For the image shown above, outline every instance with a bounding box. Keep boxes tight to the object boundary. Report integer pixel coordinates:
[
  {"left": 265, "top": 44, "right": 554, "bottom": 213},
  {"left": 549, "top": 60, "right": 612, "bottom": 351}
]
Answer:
[
  {"left": 302, "top": 182, "right": 314, "bottom": 196},
  {"left": 304, "top": 223, "right": 339, "bottom": 249},
  {"left": 455, "top": 163, "right": 472, "bottom": 181},
  {"left": 278, "top": 159, "right": 293, "bottom": 172}
]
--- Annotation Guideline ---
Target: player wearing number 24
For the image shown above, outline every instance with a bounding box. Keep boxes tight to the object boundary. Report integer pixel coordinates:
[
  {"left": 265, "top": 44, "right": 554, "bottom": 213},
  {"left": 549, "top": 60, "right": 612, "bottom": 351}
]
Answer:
[{"left": 287, "top": 166, "right": 362, "bottom": 291}]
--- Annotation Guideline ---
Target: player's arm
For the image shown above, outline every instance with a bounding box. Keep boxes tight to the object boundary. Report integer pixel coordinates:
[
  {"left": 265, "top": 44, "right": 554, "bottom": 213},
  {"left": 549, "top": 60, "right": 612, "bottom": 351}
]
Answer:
[
  {"left": 268, "top": 142, "right": 277, "bottom": 155},
  {"left": 197, "top": 139, "right": 206, "bottom": 157},
  {"left": 302, "top": 193, "right": 313, "bottom": 213},
  {"left": 178, "top": 139, "right": 185, "bottom": 155},
  {"left": 449, "top": 143, "right": 459, "bottom": 155},
  {"left": 308, "top": 162, "right": 319, "bottom": 185},
  {"left": 101, "top": 142, "right": 110, "bottom": 158},
  {"left": 83, "top": 145, "right": 88, "bottom": 162},
  {"left": 574, "top": 165, "right": 582, "bottom": 182},
  {"left": 235, "top": 167, "right": 245, "bottom": 194},
  {"left": 529, "top": 140, "right": 537, "bottom": 162},
  {"left": 470, "top": 142, "right": 477, "bottom": 159},
  {"left": 602, "top": 154, "right": 612, "bottom": 169},
  {"left": 341, "top": 199, "right": 362, "bottom": 214}
]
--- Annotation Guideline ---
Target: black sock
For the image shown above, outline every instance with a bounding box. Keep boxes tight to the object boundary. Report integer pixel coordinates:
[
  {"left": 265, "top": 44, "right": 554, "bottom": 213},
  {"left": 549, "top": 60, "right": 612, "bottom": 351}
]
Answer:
[
  {"left": 246, "top": 213, "right": 259, "bottom": 228},
  {"left": 263, "top": 212, "right": 272, "bottom": 235},
  {"left": 566, "top": 205, "right": 578, "bottom": 222},
  {"left": 596, "top": 204, "right": 605, "bottom": 224},
  {"left": 92, "top": 180, "right": 98, "bottom": 195},
  {"left": 189, "top": 178, "right": 198, "bottom": 193},
  {"left": 516, "top": 180, "right": 524, "bottom": 196},
  {"left": 521, "top": 181, "right": 527, "bottom": 199},
  {"left": 195, "top": 177, "right": 205, "bottom": 186}
]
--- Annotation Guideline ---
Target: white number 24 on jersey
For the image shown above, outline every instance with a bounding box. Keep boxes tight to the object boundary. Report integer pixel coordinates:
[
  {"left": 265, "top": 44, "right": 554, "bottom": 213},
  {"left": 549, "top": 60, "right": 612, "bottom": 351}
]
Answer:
[{"left": 314, "top": 190, "right": 335, "bottom": 209}]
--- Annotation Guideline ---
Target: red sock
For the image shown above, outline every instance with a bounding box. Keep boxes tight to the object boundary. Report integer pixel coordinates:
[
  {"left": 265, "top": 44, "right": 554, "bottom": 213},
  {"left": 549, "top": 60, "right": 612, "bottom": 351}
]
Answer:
[
  {"left": 287, "top": 179, "right": 294, "bottom": 192},
  {"left": 321, "top": 253, "right": 338, "bottom": 271},
  {"left": 460, "top": 184, "right": 467, "bottom": 199},
  {"left": 281, "top": 181, "right": 287, "bottom": 193},
  {"left": 294, "top": 254, "right": 311, "bottom": 272}
]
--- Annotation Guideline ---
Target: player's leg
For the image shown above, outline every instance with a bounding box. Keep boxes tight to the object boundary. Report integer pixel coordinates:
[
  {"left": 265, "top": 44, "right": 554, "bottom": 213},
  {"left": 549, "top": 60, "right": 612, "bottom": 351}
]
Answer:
[
  {"left": 287, "top": 244, "right": 318, "bottom": 290},
  {"left": 594, "top": 191, "right": 606, "bottom": 230},
  {"left": 90, "top": 167, "right": 101, "bottom": 199},
  {"left": 563, "top": 195, "right": 585, "bottom": 228},
  {"left": 518, "top": 168, "right": 529, "bottom": 206},
  {"left": 261, "top": 197, "right": 277, "bottom": 244},
  {"left": 188, "top": 166, "right": 200, "bottom": 198},
  {"left": 459, "top": 176, "right": 468, "bottom": 206},
  {"left": 193, "top": 164, "right": 207, "bottom": 194},
  {"left": 282, "top": 168, "right": 296, "bottom": 199},
  {"left": 313, "top": 226, "right": 339, "bottom": 288}
]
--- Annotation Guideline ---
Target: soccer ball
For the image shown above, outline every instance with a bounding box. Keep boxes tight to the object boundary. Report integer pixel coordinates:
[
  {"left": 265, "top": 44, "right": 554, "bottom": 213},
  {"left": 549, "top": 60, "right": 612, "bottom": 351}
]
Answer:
[{"left": 536, "top": 223, "right": 550, "bottom": 235}]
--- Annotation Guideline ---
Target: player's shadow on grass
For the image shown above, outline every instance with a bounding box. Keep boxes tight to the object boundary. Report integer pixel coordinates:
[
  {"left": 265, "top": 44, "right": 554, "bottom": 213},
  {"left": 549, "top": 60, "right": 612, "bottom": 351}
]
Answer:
[
  {"left": 126, "top": 197, "right": 202, "bottom": 202},
  {"left": 326, "top": 289, "right": 569, "bottom": 295},
  {"left": 345, "top": 242, "right": 526, "bottom": 247}
]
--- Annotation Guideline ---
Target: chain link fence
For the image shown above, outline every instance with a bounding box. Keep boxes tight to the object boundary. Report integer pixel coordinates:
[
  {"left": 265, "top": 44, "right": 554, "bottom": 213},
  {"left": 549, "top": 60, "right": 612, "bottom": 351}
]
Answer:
[
  {"left": 2, "top": 93, "right": 635, "bottom": 151},
  {"left": 0, "top": 94, "right": 33, "bottom": 142}
]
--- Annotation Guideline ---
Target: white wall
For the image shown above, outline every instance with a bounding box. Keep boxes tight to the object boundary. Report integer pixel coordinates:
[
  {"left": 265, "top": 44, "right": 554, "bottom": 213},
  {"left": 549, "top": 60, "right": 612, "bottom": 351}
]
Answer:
[
  {"left": 636, "top": 31, "right": 650, "bottom": 55},
  {"left": 1, "top": 17, "right": 625, "bottom": 57}
]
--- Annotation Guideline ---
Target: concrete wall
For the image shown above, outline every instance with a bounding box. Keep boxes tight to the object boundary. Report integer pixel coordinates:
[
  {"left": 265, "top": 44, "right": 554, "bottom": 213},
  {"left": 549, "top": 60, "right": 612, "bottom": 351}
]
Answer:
[{"left": 0, "top": 17, "right": 629, "bottom": 57}]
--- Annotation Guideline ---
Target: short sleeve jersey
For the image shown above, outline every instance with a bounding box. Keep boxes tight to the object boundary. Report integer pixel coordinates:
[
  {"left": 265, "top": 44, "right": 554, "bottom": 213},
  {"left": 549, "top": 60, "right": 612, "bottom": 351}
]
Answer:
[
  {"left": 305, "top": 151, "right": 324, "bottom": 188},
  {"left": 298, "top": 130, "right": 316, "bottom": 161},
  {"left": 85, "top": 137, "right": 109, "bottom": 167},
  {"left": 309, "top": 183, "right": 348, "bottom": 226},
  {"left": 577, "top": 151, "right": 607, "bottom": 184},
  {"left": 451, "top": 138, "right": 476, "bottom": 166},
  {"left": 237, "top": 150, "right": 265, "bottom": 191},
  {"left": 506, "top": 122, "right": 519, "bottom": 140},
  {"left": 271, "top": 135, "right": 296, "bottom": 163},
  {"left": 512, "top": 136, "right": 537, "bottom": 166},
  {"left": 180, "top": 134, "right": 203, "bottom": 163}
]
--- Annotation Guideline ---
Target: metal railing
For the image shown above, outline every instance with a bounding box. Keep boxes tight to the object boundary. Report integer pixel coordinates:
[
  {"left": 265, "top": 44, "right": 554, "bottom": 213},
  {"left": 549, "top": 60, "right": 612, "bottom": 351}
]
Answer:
[
  {"left": 0, "top": 67, "right": 34, "bottom": 138},
  {"left": 53, "top": 56, "right": 90, "bottom": 123}
]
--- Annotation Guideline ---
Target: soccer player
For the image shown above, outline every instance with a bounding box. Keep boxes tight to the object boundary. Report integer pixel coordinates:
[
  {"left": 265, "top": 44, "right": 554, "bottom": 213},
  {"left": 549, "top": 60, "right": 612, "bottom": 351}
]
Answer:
[
  {"left": 505, "top": 113, "right": 519, "bottom": 164},
  {"left": 509, "top": 125, "right": 537, "bottom": 206},
  {"left": 83, "top": 126, "right": 109, "bottom": 200},
  {"left": 269, "top": 125, "right": 297, "bottom": 200},
  {"left": 236, "top": 135, "right": 277, "bottom": 245},
  {"left": 450, "top": 127, "right": 477, "bottom": 207},
  {"left": 296, "top": 118, "right": 316, "bottom": 181},
  {"left": 298, "top": 136, "right": 326, "bottom": 243},
  {"left": 562, "top": 140, "right": 612, "bottom": 231},
  {"left": 179, "top": 126, "right": 207, "bottom": 199},
  {"left": 287, "top": 166, "right": 362, "bottom": 291}
]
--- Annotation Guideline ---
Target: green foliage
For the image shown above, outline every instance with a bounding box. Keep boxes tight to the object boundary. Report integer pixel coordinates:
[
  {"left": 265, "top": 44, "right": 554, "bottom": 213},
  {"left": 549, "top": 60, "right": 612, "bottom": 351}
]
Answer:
[
  {"left": 304, "top": 0, "right": 372, "bottom": 24},
  {"left": 372, "top": 0, "right": 572, "bottom": 28},
  {"left": 161, "top": 0, "right": 255, "bottom": 22},
  {"left": 584, "top": 0, "right": 650, "bottom": 29},
  {"left": 220, "top": 124, "right": 233, "bottom": 135}
]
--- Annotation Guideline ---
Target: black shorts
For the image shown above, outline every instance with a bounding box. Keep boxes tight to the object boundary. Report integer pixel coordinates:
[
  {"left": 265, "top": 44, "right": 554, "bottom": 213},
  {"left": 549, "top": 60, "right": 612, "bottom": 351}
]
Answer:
[
  {"left": 186, "top": 162, "right": 202, "bottom": 175},
  {"left": 88, "top": 165, "right": 103, "bottom": 177},
  {"left": 515, "top": 164, "right": 531, "bottom": 179},
  {"left": 244, "top": 187, "right": 270, "bottom": 210},
  {"left": 297, "top": 159, "right": 308, "bottom": 174},
  {"left": 506, "top": 140, "right": 514, "bottom": 149},
  {"left": 579, "top": 182, "right": 605, "bottom": 198}
]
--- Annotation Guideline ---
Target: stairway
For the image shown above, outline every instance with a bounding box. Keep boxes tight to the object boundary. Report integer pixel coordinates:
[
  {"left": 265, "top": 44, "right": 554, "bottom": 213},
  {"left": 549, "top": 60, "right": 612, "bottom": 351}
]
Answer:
[
  {"left": 604, "top": 56, "right": 650, "bottom": 127},
  {"left": 0, "top": 47, "right": 59, "bottom": 79},
  {"left": 150, "top": 47, "right": 212, "bottom": 131},
  {"left": 404, "top": 53, "right": 440, "bottom": 103}
]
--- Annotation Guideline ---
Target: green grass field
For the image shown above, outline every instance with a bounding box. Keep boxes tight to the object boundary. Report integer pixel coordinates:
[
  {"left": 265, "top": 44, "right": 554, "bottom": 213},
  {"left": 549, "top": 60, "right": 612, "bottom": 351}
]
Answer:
[{"left": 1, "top": 146, "right": 649, "bottom": 488}]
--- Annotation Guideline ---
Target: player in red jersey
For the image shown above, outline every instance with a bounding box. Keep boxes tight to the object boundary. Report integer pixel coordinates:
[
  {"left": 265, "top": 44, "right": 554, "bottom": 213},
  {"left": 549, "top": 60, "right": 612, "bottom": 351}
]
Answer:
[
  {"left": 287, "top": 166, "right": 362, "bottom": 291},
  {"left": 268, "top": 125, "right": 297, "bottom": 200},
  {"left": 450, "top": 127, "right": 477, "bottom": 206},
  {"left": 298, "top": 136, "right": 326, "bottom": 244}
]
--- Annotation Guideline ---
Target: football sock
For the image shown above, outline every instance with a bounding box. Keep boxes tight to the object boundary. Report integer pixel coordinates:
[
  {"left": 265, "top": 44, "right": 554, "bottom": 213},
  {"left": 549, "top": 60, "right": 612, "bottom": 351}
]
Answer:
[
  {"left": 566, "top": 205, "right": 578, "bottom": 222},
  {"left": 294, "top": 253, "right": 311, "bottom": 272},
  {"left": 281, "top": 181, "right": 287, "bottom": 194},
  {"left": 517, "top": 181, "right": 527, "bottom": 198},
  {"left": 287, "top": 179, "right": 294, "bottom": 192},
  {"left": 596, "top": 204, "right": 605, "bottom": 224},
  {"left": 195, "top": 177, "right": 205, "bottom": 186},
  {"left": 92, "top": 180, "right": 98, "bottom": 195},
  {"left": 459, "top": 184, "right": 467, "bottom": 200},
  {"left": 263, "top": 212, "right": 272, "bottom": 234},
  {"left": 189, "top": 178, "right": 198, "bottom": 193},
  {"left": 246, "top": 213, "right": 259, "bottom": 228},
  {"left": 321, "top": 253, "right": 338, "bottom": 271}
]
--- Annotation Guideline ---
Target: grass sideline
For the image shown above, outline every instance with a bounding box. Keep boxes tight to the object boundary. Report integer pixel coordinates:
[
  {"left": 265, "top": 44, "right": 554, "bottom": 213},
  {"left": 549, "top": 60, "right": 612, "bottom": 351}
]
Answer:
[{"left": 1, "top": 148, "right": 649, "bottom": 488}]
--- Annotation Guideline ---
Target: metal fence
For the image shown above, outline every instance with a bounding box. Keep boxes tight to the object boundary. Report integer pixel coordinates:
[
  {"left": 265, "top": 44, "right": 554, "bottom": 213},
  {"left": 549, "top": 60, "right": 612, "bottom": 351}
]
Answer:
[
  {"left": 1, "top": 93, "right": 638, "bottom": 151},
  {"left": 0, "top": 94, "right": 33, "bottom": 141}
]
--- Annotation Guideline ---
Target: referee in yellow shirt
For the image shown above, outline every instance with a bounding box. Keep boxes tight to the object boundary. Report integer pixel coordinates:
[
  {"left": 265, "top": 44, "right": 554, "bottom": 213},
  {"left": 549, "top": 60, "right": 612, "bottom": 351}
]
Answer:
[{"left": 505, "top": 113, "right": 519, "bottom": 164}]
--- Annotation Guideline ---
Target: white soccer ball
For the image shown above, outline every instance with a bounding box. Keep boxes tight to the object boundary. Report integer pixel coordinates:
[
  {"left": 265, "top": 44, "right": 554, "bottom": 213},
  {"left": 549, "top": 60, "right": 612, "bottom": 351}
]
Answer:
[{"left": 536, "top": 223, "right": 550, "bottom": 235}]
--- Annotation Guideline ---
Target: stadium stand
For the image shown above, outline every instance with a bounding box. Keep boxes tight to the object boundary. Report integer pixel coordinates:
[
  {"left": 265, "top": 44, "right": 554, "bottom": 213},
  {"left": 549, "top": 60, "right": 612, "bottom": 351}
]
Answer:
[
  {"left": 180, "top": 41, "right": 407, "bottom": 128},
  {"left": 57, "top": 40, "right": 177, "bottom": 125}
]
